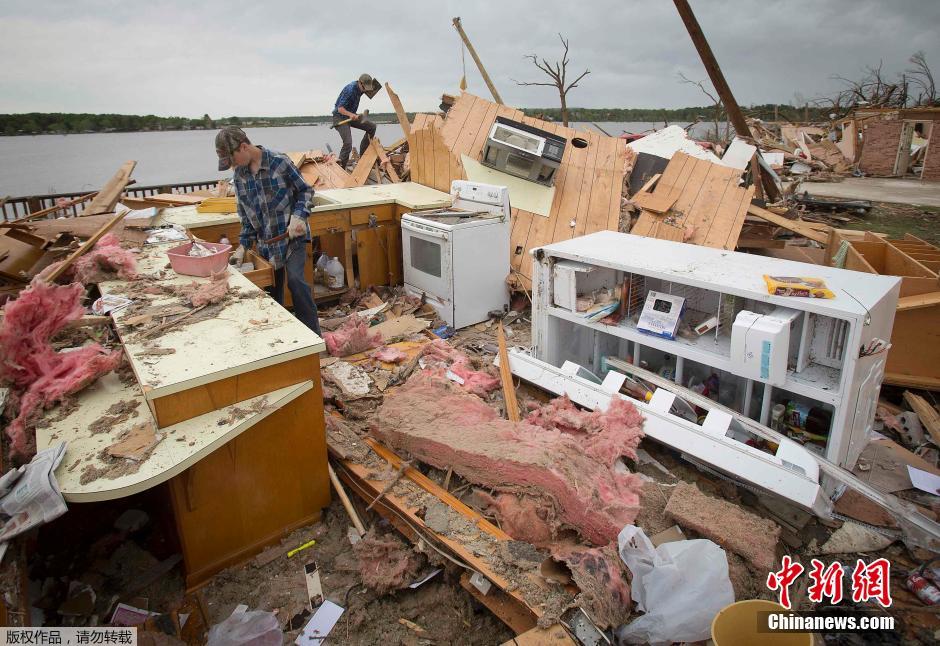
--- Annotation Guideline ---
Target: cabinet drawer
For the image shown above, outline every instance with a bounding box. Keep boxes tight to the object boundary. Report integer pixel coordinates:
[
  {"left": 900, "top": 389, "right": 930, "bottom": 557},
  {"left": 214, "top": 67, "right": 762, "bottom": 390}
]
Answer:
[
  {"left": 350, "top": 204, "right": 394, "bottom": 226},
  {"left": 242, "top": 250, "right": 274, "bottom": 289}
]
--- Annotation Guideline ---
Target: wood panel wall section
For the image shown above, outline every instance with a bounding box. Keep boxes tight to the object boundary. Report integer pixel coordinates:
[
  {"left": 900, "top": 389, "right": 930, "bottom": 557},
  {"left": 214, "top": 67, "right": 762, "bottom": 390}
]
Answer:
[
  {"left": 406, "top": 93, "right": 631, "bottom": 289},
  {"left": 630, "top": 152, "right": 754, "bottom": 249}
]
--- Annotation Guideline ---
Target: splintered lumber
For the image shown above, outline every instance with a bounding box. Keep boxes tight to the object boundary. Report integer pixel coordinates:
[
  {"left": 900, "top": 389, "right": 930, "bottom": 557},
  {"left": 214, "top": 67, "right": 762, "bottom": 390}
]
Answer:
[
  {"left": 81, "top": 161, "right": 137, "bottom": 216},
  {"left": 350, "top": 140, "right": 380, "bottom": 186},
  {"left": 44, "top": 209, "right": 127, "bottom": 283},
  {"left": 13, "top": 191, "right": 98, "bottom": 223},
  {"left": 196, "top": 197, "right": 237, "bottom": 213},
  {"left": 747, "top": 203, "right": 830, "bottom": 244},
  {"left": 372, "top": 138, "right": 401, "bottom": 183},
  {"left": 897, "top": 292, "right": 940, "bottom": 312},
  {"left": 327, "top": 462, "right": 366, "bottom": 536},
  {"left": 903, "top": 391, "right": 940, "bottom": 446},
  {"left": 630, "top": 152, "right": 753, "bottom": 249},
  {"left": 632, "top": 190, "right": 677, "bottom": 214},
  {"left": 497, "top": 322, "right": 520, "bottom": 422},
  {"left": 385, "top": 83, "right": 411, "bottom": 137}
]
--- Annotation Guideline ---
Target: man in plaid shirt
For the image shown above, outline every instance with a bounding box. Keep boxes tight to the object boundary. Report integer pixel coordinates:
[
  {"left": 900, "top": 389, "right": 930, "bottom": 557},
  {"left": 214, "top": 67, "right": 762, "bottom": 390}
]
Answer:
[{"left": 215, "top": 126, "right": 321, "bottom": 334}]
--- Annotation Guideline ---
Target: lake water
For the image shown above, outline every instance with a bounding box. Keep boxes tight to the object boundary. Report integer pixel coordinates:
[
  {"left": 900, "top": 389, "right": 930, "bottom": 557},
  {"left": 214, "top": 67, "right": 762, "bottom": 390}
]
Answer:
[{"left": 0, "top": 121, "right": 717, "bottom": 197}]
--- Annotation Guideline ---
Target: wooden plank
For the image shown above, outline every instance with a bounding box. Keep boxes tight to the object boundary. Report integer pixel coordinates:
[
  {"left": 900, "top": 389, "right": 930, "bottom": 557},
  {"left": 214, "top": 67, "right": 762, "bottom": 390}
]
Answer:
[
  {"left": 147, "top": 193, "right": 205, "bottom": 206},
  {"left": 747, "top": 204, "right": 830, "bottom": 244},
  {"left": 584, "top": 136, "right": 620, "bottom": 237},
  {"left": 82, "top": 161, "right": 136, "bottom": 215},
  {"left": 548, "top": 125, "right": 591, "bottom": 244},
  {"left": 701, "top": 176, "right": 754, "bottom": 249},
  {"left": 497, "top": 322, "right": 520, "bottom": 422},
  {"left": 633, "top": 190, "right": 678, "bottom": 213},
  {"left": 384, "top": 82, "right": 410, "bottom": 138},
  {"left": 903, "top": 391, "right": 940, "bottom": 446},
  {"left": 502, "top": 626, "right": 576, "bottom": 646},
  {"left": 568, "top": 133, "right": 602, "bottom": 239},
  {"left": 460, "top": 572, "right": 536, "bottom": 635},
  {"left": 606, "top": 141, "right": 628, "bottom": 232},
  {"left": 349, "top": 142, "right": 379, "bottom": 186},
  {"left": 440, "top": 93, "right": 477, "bottom": 150},
  {"left": 884, "top": 373, "right": 940, "bottom": 391},
  {"left": 897, "top": 291, "right": 940, "bottom": 311}
]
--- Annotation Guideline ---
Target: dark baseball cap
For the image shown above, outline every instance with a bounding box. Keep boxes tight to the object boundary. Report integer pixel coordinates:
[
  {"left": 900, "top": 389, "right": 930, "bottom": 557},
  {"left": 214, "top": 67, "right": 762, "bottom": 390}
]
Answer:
[{"left": 215, "top": 126, "right": 250, "bottom": 171}]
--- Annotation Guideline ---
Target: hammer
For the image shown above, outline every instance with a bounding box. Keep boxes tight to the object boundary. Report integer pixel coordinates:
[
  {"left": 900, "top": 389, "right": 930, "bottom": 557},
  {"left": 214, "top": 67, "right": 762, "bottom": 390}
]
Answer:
[{"left": 331, "top": 109, "right": 369, "bottom": 129}]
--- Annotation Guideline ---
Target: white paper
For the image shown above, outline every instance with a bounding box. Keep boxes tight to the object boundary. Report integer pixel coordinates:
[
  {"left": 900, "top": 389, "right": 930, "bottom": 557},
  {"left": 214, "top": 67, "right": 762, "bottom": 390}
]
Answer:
[
  {"left": 907, "top": 465, "right": 940, "bottom": 496},
  {"left": 295, "top": 600, "right": 343, "bottom": 644},
  {"left": 0, "top": 443, "right": 68, "bottom": 550},
  {"left": 92, "top": 295, "right": 133, "bottom": 315}
]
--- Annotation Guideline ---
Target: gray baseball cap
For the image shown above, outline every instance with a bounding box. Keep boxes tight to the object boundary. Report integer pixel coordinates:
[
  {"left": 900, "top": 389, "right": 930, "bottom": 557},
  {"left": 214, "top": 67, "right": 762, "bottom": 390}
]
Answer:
[{"left": 215, "top": 126, "right": 250, "bottom": 171}]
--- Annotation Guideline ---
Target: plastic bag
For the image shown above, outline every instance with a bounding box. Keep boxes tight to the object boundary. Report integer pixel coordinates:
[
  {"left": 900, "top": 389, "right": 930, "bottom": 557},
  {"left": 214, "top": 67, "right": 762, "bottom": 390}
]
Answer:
[
  {"left": 616, "top": 525, "right": 734, "bottom": 645},
  {"left": 206, "top": 606, "right": 281, "bottom": 646}
]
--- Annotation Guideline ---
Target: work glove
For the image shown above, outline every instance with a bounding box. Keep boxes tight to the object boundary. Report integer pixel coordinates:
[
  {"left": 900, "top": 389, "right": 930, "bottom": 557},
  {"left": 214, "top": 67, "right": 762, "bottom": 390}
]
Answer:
[
  {"left": 230, "top": 244, "right": 246, "bottom": 265},
  {"left": 288, "top": 215, "right": 306, "bottom": 239}
]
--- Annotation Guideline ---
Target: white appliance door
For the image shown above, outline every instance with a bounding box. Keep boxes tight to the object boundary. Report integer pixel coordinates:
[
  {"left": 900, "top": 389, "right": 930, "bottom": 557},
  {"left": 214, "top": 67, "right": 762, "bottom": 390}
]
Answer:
[{"left": 402, "top": 219, "right": 453, "bottom": 304}]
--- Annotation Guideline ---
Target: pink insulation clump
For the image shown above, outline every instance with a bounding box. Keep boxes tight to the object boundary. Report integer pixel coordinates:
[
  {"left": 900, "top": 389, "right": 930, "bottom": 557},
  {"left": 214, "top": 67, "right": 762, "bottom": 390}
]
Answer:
[
  {"left": 70, "top": 233, "right": 138, "bottom": 284},
  {"left": 0, "top": 279, "right": 122, "bottom": 458},
  {"left": 420, "top": 339, "right": 499, "bottom": 396},
  {"left": 188, "top": 271, "right": 229, "bottom": 307},
  {"left": 352, "top": 529, "right": 424, "bottom": 594},
  {"left": 370, "top": 345, "right": 408, "bottom": 363},
  {"left": 476, "top": 491, "right": 556, "bottom": 545},
  {"left": 551, "top": 544, "right": 633, "bottom": 629},
  {"left": 526, "top": 395, "right": 645, "bottom": 465},
  {"left": 323, "top": 316, "right": 383, "bottom": 357},
  {"left": 371, "top": 371, "right": 645, "bottom": 546}
]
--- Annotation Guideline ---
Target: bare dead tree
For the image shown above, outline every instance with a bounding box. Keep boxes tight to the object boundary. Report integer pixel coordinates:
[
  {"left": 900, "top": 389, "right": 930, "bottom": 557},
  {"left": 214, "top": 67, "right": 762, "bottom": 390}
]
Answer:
[
  {"left": 677, "top": 72, "right": 730, "bottom": 142},
  {"left": 513, "top": 34, "right": 590, "bottom": 127},
  {"left": 907, "top": 51, "right": 937, "bottom": 106}
]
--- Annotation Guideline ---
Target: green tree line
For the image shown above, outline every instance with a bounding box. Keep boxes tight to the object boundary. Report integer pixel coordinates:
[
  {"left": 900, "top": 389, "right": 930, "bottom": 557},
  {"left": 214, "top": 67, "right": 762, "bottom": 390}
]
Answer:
[{"left": 0, "top": 104, "right": 834, "bottom": 136}]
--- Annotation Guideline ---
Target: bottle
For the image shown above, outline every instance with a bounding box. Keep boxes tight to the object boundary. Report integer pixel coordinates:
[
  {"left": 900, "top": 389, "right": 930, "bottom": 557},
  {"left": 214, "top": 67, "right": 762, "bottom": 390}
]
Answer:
[{"left": 326, "top": 257, "right": 345, "bottom": 289}]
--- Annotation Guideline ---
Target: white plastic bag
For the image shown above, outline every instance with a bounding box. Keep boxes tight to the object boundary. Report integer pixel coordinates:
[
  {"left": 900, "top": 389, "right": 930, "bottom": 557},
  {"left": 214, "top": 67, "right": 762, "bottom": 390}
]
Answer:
[
  {"left": 616, "top": 525, "right": 734, "bottom": 645},
  {"left": 206, "top": 606, "right": 281, "bottom": 646}
]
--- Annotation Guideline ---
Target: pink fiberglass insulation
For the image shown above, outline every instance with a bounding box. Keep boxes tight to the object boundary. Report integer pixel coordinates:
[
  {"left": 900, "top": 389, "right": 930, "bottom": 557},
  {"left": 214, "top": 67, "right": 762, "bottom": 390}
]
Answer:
[
  {"left": 0, "top": 279, "right": 122, "bottom": 457},
  {"left": 476, "top": 491, "right": 557, "bottom": 545},
  {"left": 420, "top": 339, "right": 500, "bottom": 397},
  {"left": 370, "top": 345, "right": 408, "bottom": 363},
  {"left": 371, "top": 371, "right": 645, "bottom": 545},
  {"left": 324, "top": 316, "right": 383, "bottom": 357},
  {"left": 664, "top": 481, "right": 781, "bottom": 572},
  {"left": 551, "top": 544, "right": 632, "bottom": 629},
  {"left": 69, "top": 233, "right": 138, "bottom": 284},
  {"left": 188, "top": 271, "right": 229, "bottom": 307},
  {"left": 352, "top": 529, "right": 424, "bottom": 594},
  {"left": 526, "top": 395, "right": 645, "bottom": 465}
]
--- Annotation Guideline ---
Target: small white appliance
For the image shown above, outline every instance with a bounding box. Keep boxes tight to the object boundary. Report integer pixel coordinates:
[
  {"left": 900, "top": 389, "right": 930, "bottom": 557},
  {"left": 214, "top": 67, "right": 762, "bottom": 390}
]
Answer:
[
  {"left": 402, "top": 181, "right": 511, "bottom": 329},
  {"left": 731, "top": 307, "right": 800, "bottom": 385},
  {"left": 637, "top": 291, "right": 685, "bottom": 340}
]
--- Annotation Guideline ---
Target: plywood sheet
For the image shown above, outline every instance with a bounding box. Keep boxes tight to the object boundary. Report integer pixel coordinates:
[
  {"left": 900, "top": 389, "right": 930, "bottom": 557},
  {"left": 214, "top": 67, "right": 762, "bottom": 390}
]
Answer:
[{"left": 631, "top": 152, "right": 753, "bottom": 250}]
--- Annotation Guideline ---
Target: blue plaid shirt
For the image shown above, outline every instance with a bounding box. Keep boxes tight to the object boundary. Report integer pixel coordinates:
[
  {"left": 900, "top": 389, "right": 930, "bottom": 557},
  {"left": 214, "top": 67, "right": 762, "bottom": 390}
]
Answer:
[
  {"left": 333, "top": 81, "right": 363, "bottom": 117},
  {"left": 234, "top": 147, "right": 313, "bottom": 270}
]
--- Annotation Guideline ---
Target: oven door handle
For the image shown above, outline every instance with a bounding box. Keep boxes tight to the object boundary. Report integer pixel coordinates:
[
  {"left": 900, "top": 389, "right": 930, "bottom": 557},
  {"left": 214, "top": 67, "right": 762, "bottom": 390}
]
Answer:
[{"left": 402, "top": 221, "right": 448, "bottom": 241}]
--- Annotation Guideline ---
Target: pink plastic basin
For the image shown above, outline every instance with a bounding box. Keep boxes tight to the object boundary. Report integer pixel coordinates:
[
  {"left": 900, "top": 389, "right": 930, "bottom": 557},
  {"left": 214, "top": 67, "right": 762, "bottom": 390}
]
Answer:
[{"left": 166, "top": 242, "right": 232, "bottom": 277}]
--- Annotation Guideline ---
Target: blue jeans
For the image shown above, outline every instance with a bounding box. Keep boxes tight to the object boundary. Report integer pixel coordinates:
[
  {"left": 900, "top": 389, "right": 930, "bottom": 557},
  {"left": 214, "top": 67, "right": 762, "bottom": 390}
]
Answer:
[{"left": 271, "top": 237, "right": 321, "bottom": 336}]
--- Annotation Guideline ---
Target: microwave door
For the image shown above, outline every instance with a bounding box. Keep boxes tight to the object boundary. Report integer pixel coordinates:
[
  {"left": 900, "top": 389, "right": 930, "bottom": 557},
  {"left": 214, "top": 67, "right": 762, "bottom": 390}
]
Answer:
[{"left": 402, "top": 221, "right": 453, "bottom": 302}]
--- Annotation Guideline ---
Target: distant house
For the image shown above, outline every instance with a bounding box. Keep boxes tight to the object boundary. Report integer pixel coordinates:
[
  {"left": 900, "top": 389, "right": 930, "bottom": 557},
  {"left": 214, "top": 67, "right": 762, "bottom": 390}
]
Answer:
[{"left": 836, "top": 107, "right": 940, "bottom": 180}]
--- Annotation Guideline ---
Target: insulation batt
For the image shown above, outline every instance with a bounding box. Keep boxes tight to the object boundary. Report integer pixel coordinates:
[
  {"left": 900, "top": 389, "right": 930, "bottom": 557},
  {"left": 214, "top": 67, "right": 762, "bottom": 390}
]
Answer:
[
  {"left": 526, "top": 395, "right": 645, "bottom": 465},
  {"left": 420, "top": 339, "right": 500, "bottom": 396},
  {"left": 371, "top": 371, "right": 645, "bottom": 545},
  {"left": 0, "top": 279, "right": 122, "bottom": 457},
  {"left": 323, "top": 316, "right": 382, "bottom": 357},
  {"left": 187, "top": 271, "right": 229, "bottom": 307}
]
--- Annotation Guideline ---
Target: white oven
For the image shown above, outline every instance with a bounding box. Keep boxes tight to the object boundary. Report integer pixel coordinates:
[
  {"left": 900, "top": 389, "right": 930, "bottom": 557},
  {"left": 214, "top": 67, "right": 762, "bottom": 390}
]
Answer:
[{"left": 401, "top": 181, "right": 510, "bottom": 329}]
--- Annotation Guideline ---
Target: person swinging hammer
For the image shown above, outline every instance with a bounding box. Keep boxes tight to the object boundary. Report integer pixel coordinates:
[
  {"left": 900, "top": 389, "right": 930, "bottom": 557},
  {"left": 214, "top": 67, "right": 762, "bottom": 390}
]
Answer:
[{"left": 332, "top": 73, "right": 381, "bottom": 170}]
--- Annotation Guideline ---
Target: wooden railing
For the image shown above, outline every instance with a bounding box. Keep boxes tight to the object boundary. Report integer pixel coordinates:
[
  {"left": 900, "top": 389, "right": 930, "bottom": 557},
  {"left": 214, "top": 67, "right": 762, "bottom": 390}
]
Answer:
[{"left": 0, "top": 179, "right": 219, "bottom": 221}]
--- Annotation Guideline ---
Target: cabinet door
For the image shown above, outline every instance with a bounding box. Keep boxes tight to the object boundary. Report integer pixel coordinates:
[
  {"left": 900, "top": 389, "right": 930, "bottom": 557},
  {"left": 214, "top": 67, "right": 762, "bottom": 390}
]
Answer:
[{"left": 356, "top": 225, "right": 395, "bottom": 289}]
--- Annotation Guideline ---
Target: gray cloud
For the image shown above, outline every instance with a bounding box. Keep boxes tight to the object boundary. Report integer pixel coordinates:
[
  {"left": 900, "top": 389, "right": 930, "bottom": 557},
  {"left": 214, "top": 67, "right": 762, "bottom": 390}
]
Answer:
[{"left": 1, "top": 0, "right": 937, "bottom": 117}]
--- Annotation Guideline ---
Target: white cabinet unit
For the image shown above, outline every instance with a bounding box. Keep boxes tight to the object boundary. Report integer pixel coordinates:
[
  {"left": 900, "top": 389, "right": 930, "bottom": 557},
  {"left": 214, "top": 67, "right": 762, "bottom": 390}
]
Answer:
[{"left": 530, "top": 231, "right": 901, "bottom": 471}]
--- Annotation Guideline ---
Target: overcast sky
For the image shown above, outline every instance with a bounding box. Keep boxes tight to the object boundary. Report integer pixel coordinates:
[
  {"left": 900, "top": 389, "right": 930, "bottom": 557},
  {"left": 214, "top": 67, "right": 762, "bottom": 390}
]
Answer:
[{"left": 1, "top": 0, "right": 938, "bottom": 118}]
